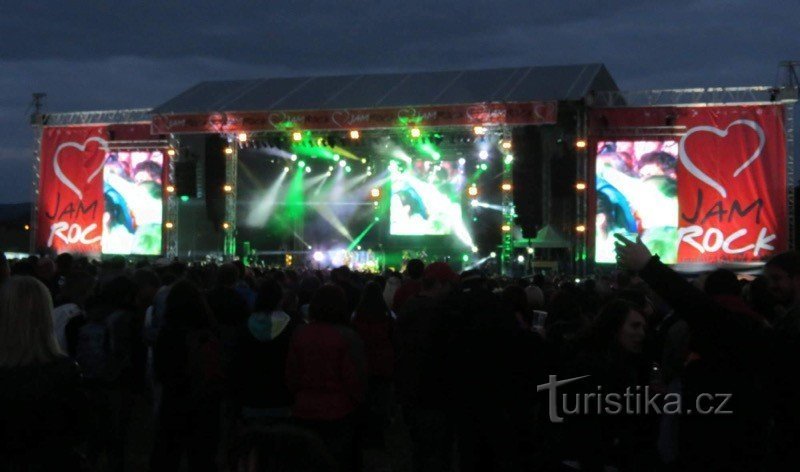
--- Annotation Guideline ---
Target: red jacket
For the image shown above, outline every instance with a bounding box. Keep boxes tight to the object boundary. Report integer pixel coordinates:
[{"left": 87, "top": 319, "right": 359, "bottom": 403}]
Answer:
[{"left": 286, "top": 323, "right": 366, "bottom": 420}]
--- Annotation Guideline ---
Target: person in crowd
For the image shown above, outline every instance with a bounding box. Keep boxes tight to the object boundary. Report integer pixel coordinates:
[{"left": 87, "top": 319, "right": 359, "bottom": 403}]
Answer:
[
  {"left": 616, "top": 235, "right": 771, "bottom": 471},
  {"left": 51, "top": 270, "right": 95, "bottom": 352},
  {"left": 0, "top": 276, "right": 90, "bottom": 470},
  {"left": 393, "top": 258, "right": 425, "bottom": 311},
  {"left": 150, "top": 280, "right": 223, "bottom": 472},
  {"left": 352, "top": 280, "right": 396, "bottom": 448},
  {"left": 395, "top": 262, "right": 458, "bottom": 472},
  {"left": 286, "top": 284, "right": 366, "bottom": 472},
  {"left": 383, "top": 272, "right": 402, "bottom": 310},
  {"left": 231, "top": 277, "right": 298, "bottom": 424},
  {"left": 231, "top": 425, "right": 336, "bottom": 472},
  {"left": 0, "top": 252, "right": 9, "bottom": 286}
]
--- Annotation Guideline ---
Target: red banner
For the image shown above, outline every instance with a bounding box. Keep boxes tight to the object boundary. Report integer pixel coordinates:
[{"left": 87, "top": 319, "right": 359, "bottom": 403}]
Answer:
[
  {"left": 36, "top": 126, "right": 109, "bottom": 254},
  {"left": 590, "top": 105, "right": 788, "bottom": 263},
  {"left": 151, "top": 101, "right": 558, "bottom": 134}
]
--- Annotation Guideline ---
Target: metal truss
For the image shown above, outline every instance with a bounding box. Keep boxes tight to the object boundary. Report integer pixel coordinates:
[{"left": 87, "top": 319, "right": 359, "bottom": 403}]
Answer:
[
  {"left": 29, "top": 126, "right": 42, "bottom": 253},
  {"left": 165, "top": 135, "right": 180, "bottom": 258},
  {"left": 32, "top": 108, "right": 152, "bottom": 126},
  {"left": 589, "top": 86, "right": 797, "bottom": 108},
  {"left": 224, "top": 140, "right": 238, "bottom": 258}
]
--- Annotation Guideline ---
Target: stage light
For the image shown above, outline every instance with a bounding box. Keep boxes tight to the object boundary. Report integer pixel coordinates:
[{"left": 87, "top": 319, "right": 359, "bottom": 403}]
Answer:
[
  {"left": 373, "top": 201, "right": 379, "bottom": 207},
  {"left": 501, "top": 182, "right": 512, "bottom": 192},
  {"left": 527, "top": 247, "right": 534, "bottom": 254},
  {"left": 410, "top": 128, "right": 421, "bottom": 138},
  {"left": 290, "top": 154, "right": 298, "bottom": 161},
  {"left": 470, "top": 199, "right": 479, "bottom": 207},
  {"left": 576, "top": 182, "right": 587, "bottom": 190},
  {"left": 471, "top": 245, "right": 479, "bottom": 253},
  {"left": 284, "top": 166, "right": 290, "bottom": 172},
  {"left": 361, "top": 158, "right": 367, "bottom": 164},
  {"left": 237, "top": 132, "right": 248, "bottom": 142},
  {"left": 462, "top": 254, "right": 469, "bottom": 262},
  {"left": 292, "top": 131, "right": 303, "bottom": 142},
  {"left": 473, "top": 126, "right": 487, "bottom": 136},
  {"left": 502, "top": 224, "right": 512, "bottom": 232},
  {"left": 370, "top": 187, "right": 381, "bottom": 199},
  {"left": 305, "top": 166, "right": 312, "bottom": 174},
  {"left": 165, "top": 221, "right": 174, "bottom": 229},
  {"left": 517, "top": 255, "right": 525, "bottom": 263},
  {"left": 467, "top": 185, "right": 479, "bottom": 197},
  {"left": 224, "top": 147, "right": 233, "bottom": 155},
  {"left": 504, "top": 155, "right": 514, "bottom": 164},
  {"left": 333, "top": 154, "right": 341, "bottom": 161},
  {"left": 180, "top": 195, "right": 190, "bottom": 202},
  {"left": 490, "top": 251, "right": 497, "bottom": 258},
  {"left": 223, "top": 184, "right": 233, "bottom": 193},
  {"left": 298, "top": 161, "right": 306, "bottom": 168},
  {"left": 350, "top": 130, "right": 360, "bottom": 140},
  {"left": 222, "top": 222, "right": 231, "bottom": 230},
  {"left": 374, "top": 216, "right": 380, "bottom": 221},
  {"left": 479, "top": 150, "right": 489, "bottom": 160},
  {"left": 23, "top": 224, "right": 30, "bottom": 231},
  {"left": 576, "top": 224, "right": 586, "bottom": 233},
  {"left": 167, "top": 148, "right": 176, "bottom": 157},
  {"left": 345, "top": 166, "right": 352, "bottom": 173},
  {"left": 501, "top": 140, "right": 512, "bottom": 150},
  {"left": 479, "top": 163, "right": 488, "bottom": 171},
  {"left": 313, "top": 251, "right": 324, "bottom": 262},
  {"left": 166, "top": 185, "right": 175, "bottom": 193},
  {"left": 576, "top": 139, "right": 587, "bottom": 149},
  {"left": 339, "top": 160, "right": 346, "bottom": 168},
  {"left": 458, "top": 158, "right": 466, "bottom": 165},
  {"left": 328, "top": 166, "right": 334, "bottom": 171}
]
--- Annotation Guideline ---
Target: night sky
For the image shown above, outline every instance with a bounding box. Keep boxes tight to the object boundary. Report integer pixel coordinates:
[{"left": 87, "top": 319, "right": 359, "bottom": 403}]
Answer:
[{"left": 1, "top": 0, "right": 797, "bottom": 203}]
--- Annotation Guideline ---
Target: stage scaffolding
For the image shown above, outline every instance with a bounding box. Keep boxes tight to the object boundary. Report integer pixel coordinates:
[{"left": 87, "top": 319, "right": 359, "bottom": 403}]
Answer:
[{"left": 588, "top": 85, "right": 799, "bottom": 255}]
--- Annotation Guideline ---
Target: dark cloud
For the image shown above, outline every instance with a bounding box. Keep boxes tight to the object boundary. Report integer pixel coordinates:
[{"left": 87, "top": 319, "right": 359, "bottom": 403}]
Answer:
[{"left": 1, "top": 0, "right": 797, "bottom": 202}]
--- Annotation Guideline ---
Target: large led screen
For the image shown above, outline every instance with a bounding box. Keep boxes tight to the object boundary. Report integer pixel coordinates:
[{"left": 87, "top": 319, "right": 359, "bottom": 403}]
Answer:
[
  {"left": 595, "top": 141, "right": 679, "bottom": 263},
  {"left": 390, "top": 160, "right": 465, "bottom": 236},
  {"left": 102, "top": 151, "right": 164, "bottom": 255}
]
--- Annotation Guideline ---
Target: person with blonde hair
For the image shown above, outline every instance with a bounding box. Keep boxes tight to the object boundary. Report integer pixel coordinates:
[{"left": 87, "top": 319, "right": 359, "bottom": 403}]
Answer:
[{"left": 0, "top": 276, "right": 90, "bottom": 470}]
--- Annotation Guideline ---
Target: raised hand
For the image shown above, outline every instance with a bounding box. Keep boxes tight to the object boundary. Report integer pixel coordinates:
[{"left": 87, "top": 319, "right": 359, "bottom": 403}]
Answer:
[{"left": 614, "top": 233, "right": 653, "bottom": 272}]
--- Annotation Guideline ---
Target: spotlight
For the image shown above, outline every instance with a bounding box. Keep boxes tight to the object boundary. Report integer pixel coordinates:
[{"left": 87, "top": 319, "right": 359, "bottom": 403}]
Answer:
[
  {"left": 166, "top": 185, "right": 175, "bottom": 193},
  {"left": 333, "top": 154, "right": 341, "bottom": 161},
  {"left": 180, "top": 195, "right": 190, "bottom": 202},
  {"left": 473, "top": 125, "right": 487, "bottom": 136},
  {"left": 576, "top": 224, "right": 587, "bottom": 233},
  {"left": 290, "top": 154, "right": 298, "bottom": 161},
  {"left": 284, "top": 166, "right": 290, "bottom": 172},
  {"left": 467, "top": 185, "right": 479, "bottom": 197},
  {"left": 165, "top": 222, "right": 174, "bottom": 229},
  {"left": 576, "top": 139, "right": 587, "bottom": 149},
  {"left": 223, "top": 184, "right": 233, "bottom": 193},
  {"left": 23, "top": 224, "right": 30, "bottom": 231},
  {"left": 361, "top": 158, "right": 367, "bottom": 164},
  {"left": 458, "top": 158, "right": 466, "bottom": 165},
  {"left": 479, "top": 150, "right": 489, "bottom": 160},
  {"left": 222, "top": 222, "right": 231, "bottom": 230},
  {"left": 490, "top": 251, "right": 497, "bottom": 258},
  {"left": 224, "top": 147, "right": 233, "bottom": 155},
  {"left": 502, "top": 224, "right": 512, "bottom": 232},
  {"left": 167, "top": 148, "right": 176, "bottom": 157},
  {"left": 470, "top": 199, "right": 479, "bottom": 207},
  {"left": 328, "top": 166, "right": 334, "bottom": 171},
  {"left": 305, "top": 166, "right": 312, "bottom": 174},
  {"left": 504, "top": 155, "right": 514, "bottom": 165},
  {"left": 339, "top": 160, "right": 346, "bottom": 168},
  {"left": 237, "top": 132, "right": 248, "bottom": 142},
  {"left": 410, "top": 128, "right": 421, "bottom": 138},
  {"left": 313, "top": 251, "right": 324, "bottom": 262},
  {"left": 517, "top": 255, "right": 525, "bottom": 263},
  {"left": 501, "top": 182, "right": 512, "bottom": 192},
  {"left": 527, "top": 247, "right": 534, "bottom": 254},
  {"left": 501, "top": 140, "right": 512, "bottom": 150},
  {"left": 373, "top": 201, "right": 379, "bottom": 207},
  {"left": 298, "top": 161, "right": 306, "bottom": 168},
  {"left": 576, "top": 182, "right": 587, "bottom": 190},
  {"left": 471, "top": 245, "right": 479, "bottom": 253},
  {"left": 462, "top": 254, "right": 469, "bottom": 262},
  {"left": 479, "top": 163, "right": 488, "bottom": 171},
  {"left": 370, "top": 187, "right": 381, "bottom": 199},
  {"left": 345, "top": 166, "right": 352, "bottom": 173},
  {"left": 292, "top": 131, "right": 303, "bottom": 142},
  {"left": 349, "top": 130, "right": 360, "bottom": 140}
]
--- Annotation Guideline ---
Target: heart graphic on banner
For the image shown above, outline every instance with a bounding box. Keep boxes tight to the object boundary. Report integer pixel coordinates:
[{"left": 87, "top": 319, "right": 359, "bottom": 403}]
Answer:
[
  {"left": 53, "top": 137, "right": 109, "bottom": 200},
  {"left": 397, "top": 108, "right": 418, "bottom": 122},
  {"left": 268, "top": 112, "right": 287, "bottom": 129},
  {"left": 679, "top": 119, "right": 765, "bottom": 199},
  {"left": 466, "top": 104, "right": 488, "bottom": 122},
  {"left": 331, "top": 110, "right": 351, "bottom": 128}
]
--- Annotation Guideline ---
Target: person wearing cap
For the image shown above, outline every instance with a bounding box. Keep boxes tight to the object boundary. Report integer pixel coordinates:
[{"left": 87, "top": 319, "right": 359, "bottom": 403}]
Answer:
[{"left": 395, "top": 261, "right": 458, "bottom": 472}]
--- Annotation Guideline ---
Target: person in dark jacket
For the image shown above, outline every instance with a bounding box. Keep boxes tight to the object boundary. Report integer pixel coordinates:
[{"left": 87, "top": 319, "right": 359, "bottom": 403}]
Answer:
[
  {"left": 286, "top": 284, "right": 366, "bottom": 472},
  {"left": 231, "top": 276, "right": 298, "bottom": 423},
  {"left": 0, "top": 276, "right": 90, "bottom": 471},
  {"left": 352, "top": 281, "right": 396, "bottom": 448},
  {"left": 616, "top": 235, "right": 770, "bottom": 471},
  {"left": 150, "top": 280, "right": 223, "bottom": 472}
]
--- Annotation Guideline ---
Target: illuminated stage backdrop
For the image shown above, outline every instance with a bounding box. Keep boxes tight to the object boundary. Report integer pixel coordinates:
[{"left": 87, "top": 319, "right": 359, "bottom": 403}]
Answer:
[{"left": 592, "top": 105, "right": 788, "bottom": 264}]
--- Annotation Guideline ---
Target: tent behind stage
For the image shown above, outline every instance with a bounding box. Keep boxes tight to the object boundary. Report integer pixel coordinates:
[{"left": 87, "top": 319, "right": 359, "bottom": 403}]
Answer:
[{"left": 515, "top": 224, "right": 570, "bottom": 249}]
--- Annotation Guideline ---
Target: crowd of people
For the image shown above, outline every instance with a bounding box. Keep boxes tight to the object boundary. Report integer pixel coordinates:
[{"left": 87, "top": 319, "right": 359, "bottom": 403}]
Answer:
[{"left": 1, "top": 240, "right": 800, "bottom": 471}]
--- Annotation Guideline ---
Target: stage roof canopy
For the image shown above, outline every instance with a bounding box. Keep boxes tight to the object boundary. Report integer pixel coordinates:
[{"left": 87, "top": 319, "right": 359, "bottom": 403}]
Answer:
[{"left": 153, "top": 63, "right": 618, "bottom": 114}]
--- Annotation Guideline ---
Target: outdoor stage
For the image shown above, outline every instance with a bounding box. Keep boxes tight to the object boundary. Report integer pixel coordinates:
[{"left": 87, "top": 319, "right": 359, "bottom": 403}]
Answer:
[{"left": 28, "top": 64, "right": 800, "bottom": 275}]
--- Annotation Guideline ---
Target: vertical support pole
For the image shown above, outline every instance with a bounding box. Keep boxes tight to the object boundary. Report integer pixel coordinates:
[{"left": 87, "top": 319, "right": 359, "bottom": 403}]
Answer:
[
  {"left": 785, "top": 101, "right": 796, "bottom": 249},
  {"left": 500, "top": 126, "right": 515, "bottom": 276},
  {"left": 223, "top": 138, "right": 238, "bottom": 258},
  {"left": 575, "top": 106, "right": 589, "bottom": 278},
  {"left": 30, "top": 123, "right": 43, "bottom": 254},
  {"left": 165, "top": 134, "right": 179, "bottom": 258}
]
